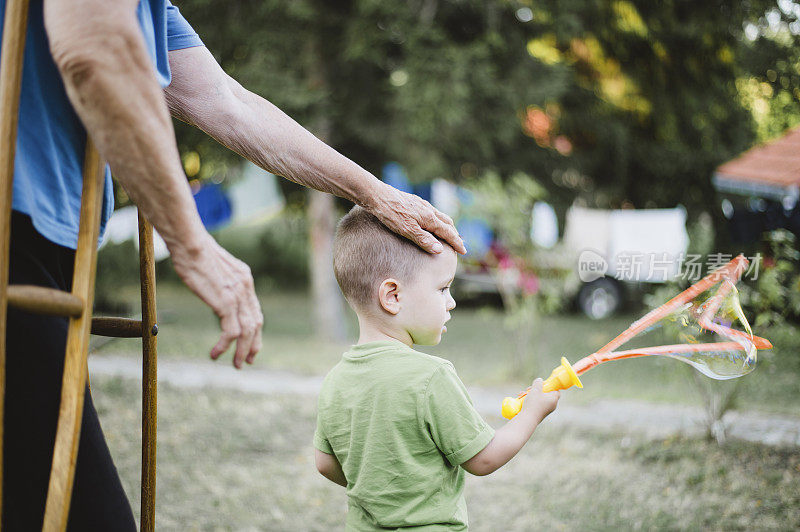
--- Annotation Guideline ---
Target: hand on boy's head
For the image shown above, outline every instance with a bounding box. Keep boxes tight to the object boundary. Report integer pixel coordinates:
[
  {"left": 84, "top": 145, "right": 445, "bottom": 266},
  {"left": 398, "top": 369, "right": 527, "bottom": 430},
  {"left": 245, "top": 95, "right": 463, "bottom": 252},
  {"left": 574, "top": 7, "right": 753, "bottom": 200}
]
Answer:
[
  {"left": 370, "top": 185, "right": 466, "bottom": 255},
  {"left": 523, "top": 378, "right": 560, "bottom": 417}
]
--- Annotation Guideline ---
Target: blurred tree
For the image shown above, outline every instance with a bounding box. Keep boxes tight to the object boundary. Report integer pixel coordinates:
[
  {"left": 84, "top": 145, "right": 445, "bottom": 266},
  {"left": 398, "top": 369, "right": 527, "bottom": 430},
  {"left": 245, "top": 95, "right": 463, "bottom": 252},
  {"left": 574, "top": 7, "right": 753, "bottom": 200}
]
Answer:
[
  {"left": 460, "top": 172, "right": 558, "bottom": 376},
  {"left": 736, "top": 2, "right": 800, "bottom": 142},
  {"left": 509, "top": 0, "right": 800, "bottom": 217},
  {"left": 172, "top": 0, "right": 799, "bottom": 295}
]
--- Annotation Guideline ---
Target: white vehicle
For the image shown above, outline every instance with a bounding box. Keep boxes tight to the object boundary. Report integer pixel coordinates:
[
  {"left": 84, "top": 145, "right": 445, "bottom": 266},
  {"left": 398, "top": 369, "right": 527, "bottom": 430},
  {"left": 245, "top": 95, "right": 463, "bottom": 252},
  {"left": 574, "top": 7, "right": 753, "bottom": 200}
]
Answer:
[
  {"left": 559, "top": 205, "right": 689, "bottom": 319},
  {"left": 453, "top": 203, "right": 689, "bottom": 320}
]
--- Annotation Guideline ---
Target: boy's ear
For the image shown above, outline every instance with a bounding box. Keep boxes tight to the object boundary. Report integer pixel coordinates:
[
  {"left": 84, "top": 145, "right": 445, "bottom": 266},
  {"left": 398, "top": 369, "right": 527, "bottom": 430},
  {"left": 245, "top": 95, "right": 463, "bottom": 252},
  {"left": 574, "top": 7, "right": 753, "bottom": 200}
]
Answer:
[{"left": 378, "top": 278, "right": 401, "bottom": 315}]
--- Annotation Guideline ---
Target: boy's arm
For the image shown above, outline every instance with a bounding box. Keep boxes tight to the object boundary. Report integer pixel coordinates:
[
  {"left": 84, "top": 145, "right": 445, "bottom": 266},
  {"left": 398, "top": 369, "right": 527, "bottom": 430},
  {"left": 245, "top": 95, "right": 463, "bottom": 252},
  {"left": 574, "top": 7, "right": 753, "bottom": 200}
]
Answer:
[
  {"left": 315, "top": 449, "right": 347, "bottom": 487},
  {"left": 461, "top": 379, "right": 559, "bottom": 476}
]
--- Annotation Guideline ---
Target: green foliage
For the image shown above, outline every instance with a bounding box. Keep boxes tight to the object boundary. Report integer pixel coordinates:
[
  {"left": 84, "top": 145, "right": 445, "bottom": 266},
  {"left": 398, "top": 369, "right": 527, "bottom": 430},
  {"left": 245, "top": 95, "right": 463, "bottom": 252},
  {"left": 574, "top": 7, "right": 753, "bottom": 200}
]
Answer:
[
  {"left": 648, "top": 230, "right": 798, "bottom": 340},
  {"left": 739, "top": 229, "right": 800, "bottom": 329},
  {"left": 737, "top": 6, "right": 800, "bottom": 142},
  {"left": 215, "top": 210, "right": 311, "bottom": 288},
  {"left": 96, "top": 209, "right": 312, "bottom": 307},
  {"left": 253, "top": 211, "right": 310, "bottom": 288},
  {"left": 174, "top": 0, "right": 798, "bottom": 228},
  {"left": 95, "top": 240, "right": 142, "bottom": 313},
  {"left": 461, "top": 171, "right": 563, "bottom": 373},
  {"left": 462, "top": 171, "right": 546, "bottom": 254},
  {"left": 685, "top": 212, "right": 716, "bottom": 257},
  {"left": 461, "top": 171, "right": 567, "bottom": 316},
  {"left": 644, "top": 228, "right": 800, "bottom": 441}
]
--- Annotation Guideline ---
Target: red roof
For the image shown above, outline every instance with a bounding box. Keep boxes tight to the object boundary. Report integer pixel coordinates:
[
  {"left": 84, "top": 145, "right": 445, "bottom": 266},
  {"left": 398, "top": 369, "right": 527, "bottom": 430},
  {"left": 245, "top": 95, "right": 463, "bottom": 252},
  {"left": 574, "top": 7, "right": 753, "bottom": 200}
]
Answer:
[{"left": 715, "top": 126, "right": 800, "bottom": 188}]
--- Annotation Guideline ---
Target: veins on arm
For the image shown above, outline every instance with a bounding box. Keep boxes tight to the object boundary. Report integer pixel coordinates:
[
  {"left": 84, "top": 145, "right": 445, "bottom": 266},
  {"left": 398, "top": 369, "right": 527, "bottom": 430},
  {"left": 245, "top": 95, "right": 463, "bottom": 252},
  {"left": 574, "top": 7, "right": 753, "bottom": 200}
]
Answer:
[{"left": 164, "top": 46, "right": 380, "bottom": 206}]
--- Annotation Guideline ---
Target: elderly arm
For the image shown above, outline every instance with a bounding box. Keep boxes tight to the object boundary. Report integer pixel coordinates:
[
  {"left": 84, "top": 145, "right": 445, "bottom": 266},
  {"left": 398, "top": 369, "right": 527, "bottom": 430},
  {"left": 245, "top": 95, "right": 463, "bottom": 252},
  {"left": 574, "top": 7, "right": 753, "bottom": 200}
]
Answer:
[
  {"left": 43, "top": 0, "right": 262, "bottom": 367},
  {"left": 164, "top": 46, "right": 465, "bottom": 255}
]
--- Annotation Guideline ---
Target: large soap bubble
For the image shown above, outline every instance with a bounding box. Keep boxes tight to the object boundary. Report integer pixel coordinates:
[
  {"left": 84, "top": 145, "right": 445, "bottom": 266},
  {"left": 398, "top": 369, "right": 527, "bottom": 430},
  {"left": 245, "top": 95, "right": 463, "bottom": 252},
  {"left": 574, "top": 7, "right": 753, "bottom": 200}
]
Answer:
[
  {"left": 570, "top": 255, "right": 770, "bottom": 379},
  {"left": 653, "top": 281, "right": 756, "bottom": 379},
  {"left": 502, "top": 256, "right": 773, "bottom": 419}
]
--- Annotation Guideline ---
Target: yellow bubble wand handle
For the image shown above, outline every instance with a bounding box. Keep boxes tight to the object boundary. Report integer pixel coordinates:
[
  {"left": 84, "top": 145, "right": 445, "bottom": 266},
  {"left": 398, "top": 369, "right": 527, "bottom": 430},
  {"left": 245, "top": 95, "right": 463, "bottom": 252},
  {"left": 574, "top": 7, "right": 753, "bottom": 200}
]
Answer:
[{"left": 501, "top": 357, "right": 583, "bottom": 419}]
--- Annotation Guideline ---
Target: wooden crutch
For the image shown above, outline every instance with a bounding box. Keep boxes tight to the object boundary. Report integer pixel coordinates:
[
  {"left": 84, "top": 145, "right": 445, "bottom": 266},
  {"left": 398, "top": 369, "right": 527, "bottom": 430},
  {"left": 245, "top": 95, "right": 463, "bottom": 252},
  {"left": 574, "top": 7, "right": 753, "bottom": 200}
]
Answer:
[{"left": 0, "top": 0, "right": 158, "bottom": 530}]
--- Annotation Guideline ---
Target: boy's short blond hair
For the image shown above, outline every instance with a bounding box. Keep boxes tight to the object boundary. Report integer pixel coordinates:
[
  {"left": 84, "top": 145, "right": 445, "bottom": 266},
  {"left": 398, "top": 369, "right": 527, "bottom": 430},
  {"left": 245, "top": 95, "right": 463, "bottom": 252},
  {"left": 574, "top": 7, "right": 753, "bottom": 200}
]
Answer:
[{"left": 333, "top": 206, "right": 428, "bottom": 310}]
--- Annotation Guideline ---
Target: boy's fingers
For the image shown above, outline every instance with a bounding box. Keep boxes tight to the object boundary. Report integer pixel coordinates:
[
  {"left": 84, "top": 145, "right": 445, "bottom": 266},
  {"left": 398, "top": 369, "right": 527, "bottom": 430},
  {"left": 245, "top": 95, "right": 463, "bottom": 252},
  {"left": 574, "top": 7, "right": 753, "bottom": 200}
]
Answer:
[{"left": 530, "top": 378, "right": 544, "bottom": 392}]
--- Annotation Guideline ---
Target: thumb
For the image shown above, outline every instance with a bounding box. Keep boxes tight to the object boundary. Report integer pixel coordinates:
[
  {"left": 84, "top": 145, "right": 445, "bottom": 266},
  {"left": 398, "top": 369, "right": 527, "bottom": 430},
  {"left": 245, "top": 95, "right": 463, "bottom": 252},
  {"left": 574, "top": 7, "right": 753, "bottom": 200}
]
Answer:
[{"left": 530, "top": 378, "right": 544, "bottom": 392}]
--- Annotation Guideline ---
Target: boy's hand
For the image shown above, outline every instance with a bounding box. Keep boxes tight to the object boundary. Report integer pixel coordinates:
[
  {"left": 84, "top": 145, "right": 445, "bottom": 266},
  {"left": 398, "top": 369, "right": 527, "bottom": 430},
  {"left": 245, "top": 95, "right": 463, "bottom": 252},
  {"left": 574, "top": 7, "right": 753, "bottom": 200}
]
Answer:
[
  {"left": 462, "top": 378, "right": 560, "bottom": 476},
  {"left": 522, "top": 378, "right": 560, "bottom": 419}
]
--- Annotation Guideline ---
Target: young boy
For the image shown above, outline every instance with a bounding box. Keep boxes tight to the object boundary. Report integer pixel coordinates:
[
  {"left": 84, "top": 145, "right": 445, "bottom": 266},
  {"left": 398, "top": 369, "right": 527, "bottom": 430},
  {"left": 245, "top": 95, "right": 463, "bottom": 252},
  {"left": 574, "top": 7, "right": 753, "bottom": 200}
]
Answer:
[{"left": 314, "top": 206, "right": 560, "bottom": 530}]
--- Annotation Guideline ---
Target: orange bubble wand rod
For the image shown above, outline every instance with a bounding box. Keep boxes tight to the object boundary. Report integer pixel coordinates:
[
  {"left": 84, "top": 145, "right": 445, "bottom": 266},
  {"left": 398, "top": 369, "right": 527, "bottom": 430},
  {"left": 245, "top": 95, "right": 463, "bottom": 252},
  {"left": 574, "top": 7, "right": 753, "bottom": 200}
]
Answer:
[{"left": 502, "top": 255, "right": 773, "bottom": 419}]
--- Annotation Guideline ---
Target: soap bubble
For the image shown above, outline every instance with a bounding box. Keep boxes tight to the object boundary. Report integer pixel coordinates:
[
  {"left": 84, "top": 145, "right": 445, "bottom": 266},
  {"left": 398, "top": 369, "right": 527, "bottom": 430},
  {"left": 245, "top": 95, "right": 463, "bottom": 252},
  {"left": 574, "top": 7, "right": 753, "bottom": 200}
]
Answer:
[
  {"left": 630, "top": 279, "right": 758, "bottom": 379},
  {"left": 502, "top": 257, "right": 772, "bottom": 419}
]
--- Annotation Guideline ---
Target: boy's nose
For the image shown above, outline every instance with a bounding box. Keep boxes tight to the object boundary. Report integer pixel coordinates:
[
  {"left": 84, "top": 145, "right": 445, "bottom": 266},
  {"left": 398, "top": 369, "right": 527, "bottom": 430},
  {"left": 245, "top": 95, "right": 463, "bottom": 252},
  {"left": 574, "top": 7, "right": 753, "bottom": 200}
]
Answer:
[{"left": 447, "top": 294, "right": 456, "bottom": 311}]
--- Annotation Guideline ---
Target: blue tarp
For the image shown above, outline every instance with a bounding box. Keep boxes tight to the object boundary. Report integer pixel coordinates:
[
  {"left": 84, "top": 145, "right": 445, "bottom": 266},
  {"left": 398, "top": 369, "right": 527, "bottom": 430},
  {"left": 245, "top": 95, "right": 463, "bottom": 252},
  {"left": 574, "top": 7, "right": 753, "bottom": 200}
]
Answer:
[
  {"left": 193, "top": 183, "right": 233, "bottom": 231},
  {"left": 381, "top": 162, "right": 432, "bottom": 203}
]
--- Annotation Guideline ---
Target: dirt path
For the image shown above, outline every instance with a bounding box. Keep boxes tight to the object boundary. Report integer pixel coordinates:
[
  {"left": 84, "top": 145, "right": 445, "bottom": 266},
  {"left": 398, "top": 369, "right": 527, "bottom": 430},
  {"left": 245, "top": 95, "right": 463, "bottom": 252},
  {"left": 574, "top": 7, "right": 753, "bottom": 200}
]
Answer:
[{"left": 89, "top": 355, "right": 800, "bottom": 447}]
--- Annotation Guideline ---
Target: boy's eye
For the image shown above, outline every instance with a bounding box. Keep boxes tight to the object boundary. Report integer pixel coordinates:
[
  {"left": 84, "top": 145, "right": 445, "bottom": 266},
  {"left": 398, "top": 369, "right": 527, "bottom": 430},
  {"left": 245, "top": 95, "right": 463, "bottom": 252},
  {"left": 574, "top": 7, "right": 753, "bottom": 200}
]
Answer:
[{"left": 440, "top": 286, "right": 450, "bottom": 292}]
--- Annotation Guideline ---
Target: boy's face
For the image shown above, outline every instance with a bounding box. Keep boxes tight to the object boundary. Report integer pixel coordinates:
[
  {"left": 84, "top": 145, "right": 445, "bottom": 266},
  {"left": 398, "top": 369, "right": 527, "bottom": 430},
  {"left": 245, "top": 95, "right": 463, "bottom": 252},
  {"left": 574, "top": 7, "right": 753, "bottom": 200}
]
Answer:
[{"left": 397, "top": 246, "right": 457, "bottom": 346}]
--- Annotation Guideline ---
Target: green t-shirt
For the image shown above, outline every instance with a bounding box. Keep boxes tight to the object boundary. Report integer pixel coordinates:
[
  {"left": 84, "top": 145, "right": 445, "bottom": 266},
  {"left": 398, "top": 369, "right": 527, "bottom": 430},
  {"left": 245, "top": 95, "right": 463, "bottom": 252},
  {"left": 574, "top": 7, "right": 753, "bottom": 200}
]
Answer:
[{"left": 314, "top": 340, "right": 495, "bottom": 531}]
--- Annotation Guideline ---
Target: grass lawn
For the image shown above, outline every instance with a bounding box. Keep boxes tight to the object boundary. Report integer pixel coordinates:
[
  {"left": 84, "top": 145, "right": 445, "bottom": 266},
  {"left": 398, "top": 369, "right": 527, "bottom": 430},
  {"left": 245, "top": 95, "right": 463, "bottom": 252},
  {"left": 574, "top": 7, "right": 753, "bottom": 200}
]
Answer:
[
  {"left": 94, "top": 282, "right": 800, "bottom": 415},
  {"left": 93, "top": 376, "right": 800, "bottom": 531}
]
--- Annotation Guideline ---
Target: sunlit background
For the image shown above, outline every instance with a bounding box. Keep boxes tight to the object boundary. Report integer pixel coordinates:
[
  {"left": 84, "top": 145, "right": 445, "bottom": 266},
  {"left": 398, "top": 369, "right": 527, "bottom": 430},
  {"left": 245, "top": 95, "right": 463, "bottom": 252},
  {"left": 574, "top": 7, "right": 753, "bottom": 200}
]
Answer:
[{"left": 92, "top": 1, "right": 800, "bottom": 529}]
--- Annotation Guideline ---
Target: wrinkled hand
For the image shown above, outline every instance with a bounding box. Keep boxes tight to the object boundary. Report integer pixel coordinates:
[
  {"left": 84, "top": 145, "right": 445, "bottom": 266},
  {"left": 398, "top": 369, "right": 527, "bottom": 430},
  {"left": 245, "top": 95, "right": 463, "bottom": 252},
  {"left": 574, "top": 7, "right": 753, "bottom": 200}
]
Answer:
[
  {"left": 368, "top": 184, "right": 466, "bottom": 255},
  {"left": 523, "top": 378, "right": 560, "bottom": 418},
  {"left": 170, "top": 233, "right": 263, "bottom": 369}
]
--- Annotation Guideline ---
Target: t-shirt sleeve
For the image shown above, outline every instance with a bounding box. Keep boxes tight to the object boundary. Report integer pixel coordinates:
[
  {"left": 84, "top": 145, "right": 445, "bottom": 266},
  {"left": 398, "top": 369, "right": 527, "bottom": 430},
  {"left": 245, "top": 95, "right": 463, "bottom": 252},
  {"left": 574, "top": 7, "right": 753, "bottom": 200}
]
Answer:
[
  {"left": 313, "top": 428, "right": 333, "bottom": 454},
  {"left": 313, "top": 402, "right": 334, "bottom": 454},
  {"left": 165, "top": 1, "right": 204, "bottom": 51},
  {"left": 420, "top": 364, "right": 495, "bottom": 466}
]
